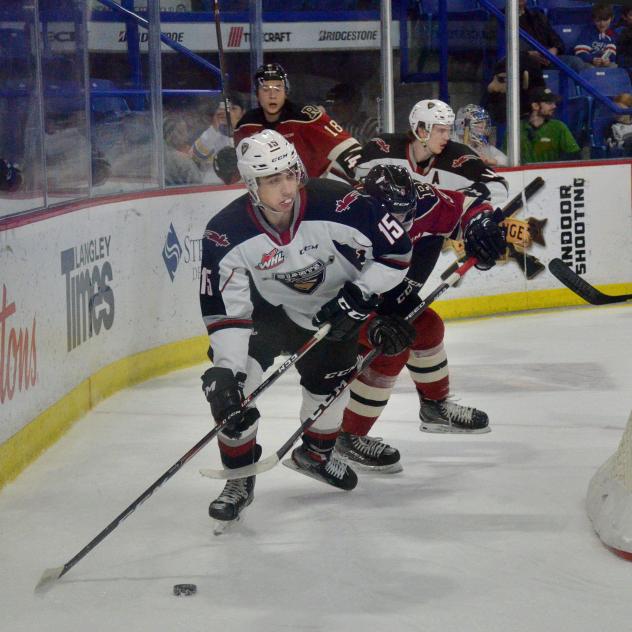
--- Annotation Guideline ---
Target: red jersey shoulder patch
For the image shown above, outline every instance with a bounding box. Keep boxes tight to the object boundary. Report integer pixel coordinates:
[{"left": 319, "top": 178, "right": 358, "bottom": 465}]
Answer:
[
  {"left": 204, "top": 229, "right": 230, "bottom": 247},
  {"left": 335, "top": 190, "right": 361, "bottom": 213},
  {"left": 451, "top": 154, "right": 479, "bottom": 169}
]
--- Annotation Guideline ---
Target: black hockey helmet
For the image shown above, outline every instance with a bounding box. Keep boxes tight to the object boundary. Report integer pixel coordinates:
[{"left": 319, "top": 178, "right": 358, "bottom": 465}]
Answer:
[
  {"left": 364, "top": 164, "right": 417, "bottom": 225},
  {"left": 254, "top": 62, "right": 290, "bottom": 94}
]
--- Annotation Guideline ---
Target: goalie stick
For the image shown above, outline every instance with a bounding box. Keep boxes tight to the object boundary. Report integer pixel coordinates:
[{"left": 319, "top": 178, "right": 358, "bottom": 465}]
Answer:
[
  {"left": 34, "top": 322, "right": 331, "bottom": 593},
  {"left": 200, "top": 175, "right": 546, "bottom": 481},
  {"left": 548, "top": 258, "right": 632, "bottom": 305}
]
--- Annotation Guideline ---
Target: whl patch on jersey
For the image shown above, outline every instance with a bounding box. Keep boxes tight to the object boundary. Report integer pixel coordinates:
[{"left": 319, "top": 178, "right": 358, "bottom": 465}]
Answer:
[
  {"left": 204, "top": 229, "right": 230, "bottom": 247},
  {"left": 256, "top": 247, "right": 285, "bottom": 270},
  {"left": 270, "top": 259, "right": 327, "bottom": 294},
  {"left": 374, "top": 138, "right": 391, "bottom": 153},
  {"left": 335, "top": 190, "right": 361, "bottom": 213}
]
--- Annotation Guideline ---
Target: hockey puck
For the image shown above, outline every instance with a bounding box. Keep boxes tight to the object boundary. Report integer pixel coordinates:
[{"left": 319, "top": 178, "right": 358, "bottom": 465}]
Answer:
[{"left": 173, "top": 583, "right": 197, "bottom": 596}]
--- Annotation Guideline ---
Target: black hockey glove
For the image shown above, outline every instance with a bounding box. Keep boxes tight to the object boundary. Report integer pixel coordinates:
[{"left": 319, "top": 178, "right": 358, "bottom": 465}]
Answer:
[
  {"left": 201, "top": 367, "right": 248, "bottom": 436},
  {"left": 313, "top": 281, "right": 380, "bottom": 342},
  {"left": 213, "top": 146, "right": 240, "bottom": 185},
  {"left": 367, "top": 315, "right": 417, "bottom": 356},
  {"left": 463, "top": 212, "right": 507, "bottom": 270},
  {"left": 377, "top": 277, "right": 424, "bottom": 319}
]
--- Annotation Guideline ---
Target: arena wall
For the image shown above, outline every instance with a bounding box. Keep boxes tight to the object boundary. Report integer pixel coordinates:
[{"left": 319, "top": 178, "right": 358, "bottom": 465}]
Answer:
[{"left": 1, "top": 162, "right": 631, "bottom": 488}]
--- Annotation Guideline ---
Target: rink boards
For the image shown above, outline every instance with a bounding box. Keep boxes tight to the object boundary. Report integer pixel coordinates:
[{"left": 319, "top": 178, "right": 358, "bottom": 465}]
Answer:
[{"left": 1, "top": 162, "right": 631, "bottom": 486}]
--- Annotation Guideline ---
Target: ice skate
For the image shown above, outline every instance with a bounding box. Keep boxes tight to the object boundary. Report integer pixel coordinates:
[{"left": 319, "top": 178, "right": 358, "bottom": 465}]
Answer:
[
  {"left": 283, "top": 445, "right": 358, "bottom": 490},
  {"left": 419, "top": 397, "right": 490, "bottom": 434},
  {"left": 334, "top": 432, "right": 403, "bottom": 473},
  {"left": 209, "top": 476, "right": 255, "bottom": 535}
]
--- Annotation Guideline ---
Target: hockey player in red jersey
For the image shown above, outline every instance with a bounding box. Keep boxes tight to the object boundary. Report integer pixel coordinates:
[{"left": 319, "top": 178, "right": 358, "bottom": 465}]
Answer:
[
  {"left": 335, "top": 164, "right": 508, "bottom": 473},
  {"left": 199, "top": 130, "right": 414, "bottom": 526},
  {"left": 234, "top": 63, "right": 362, "bottom": 180}
]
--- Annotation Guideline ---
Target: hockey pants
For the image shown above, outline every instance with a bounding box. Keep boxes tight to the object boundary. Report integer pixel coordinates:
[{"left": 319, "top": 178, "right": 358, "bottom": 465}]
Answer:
[{"left": 342, "top": 307, "right": 448, "bottom": 437}]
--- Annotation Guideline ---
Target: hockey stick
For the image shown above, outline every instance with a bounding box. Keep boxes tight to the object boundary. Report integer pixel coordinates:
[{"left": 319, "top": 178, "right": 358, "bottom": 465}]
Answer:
[
  {"left": 548, "top": 258, "right": 632, "bottom": 305},
  {"left": 34, "top": 322, "right": 331, "bottom": 593},
  {"left": 200, "top": 175, "right": 546, "bottom": 481},
  {"left": 213, "top": 0, "right": 233, "bottom": 140},
  {"left": 200, "top": 258, "right": 478, "bottom": 480}
]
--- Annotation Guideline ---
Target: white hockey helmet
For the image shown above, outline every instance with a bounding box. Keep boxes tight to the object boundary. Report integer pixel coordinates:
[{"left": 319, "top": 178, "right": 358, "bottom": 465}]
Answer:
[
  {"left": 409, "top": 99, "right": 455, "bottom": 141},
  {"left": 236, "top": 129, "right": 306, "bottom": 205}
]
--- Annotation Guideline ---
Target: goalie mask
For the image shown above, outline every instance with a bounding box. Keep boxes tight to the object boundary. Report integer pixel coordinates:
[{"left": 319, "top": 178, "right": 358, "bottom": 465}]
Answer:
[
  {"left": 236, "top": 129, "right": 306, "bottom": 206},
  {"left": 455, "top": 104, "right": 492, "bottom": 146},
  {"left": 409, "top": 99, "right": 455, "bottom": 141},
  {"left": 364, "top": 164, "right": 417, "bottom": 228},
  {"left": 254, "top": 63, "right": 290, "bottom": 94}
]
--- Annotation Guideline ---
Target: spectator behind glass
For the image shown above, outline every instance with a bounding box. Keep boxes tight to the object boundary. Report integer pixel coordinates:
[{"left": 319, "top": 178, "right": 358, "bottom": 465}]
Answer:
[
  {"left": 574, "top": 3, "right": 617, "bottom": 69},
  {"left": 323, "top": 82, "right": 379, "bottom": 145},
  {"left": 454, "top": 104, "right": 508, "bottom": 166},
  {"left": 516, "top": 0, "right": 589, "bottom": 71},
  {"left": 615, "top": 6, "right": 632, "bottom": 68},
  {"left": 192, "top": 93, "right": 244, "bottom": 184},
  {"left": 606, "top": 92, "right": 632, "bottom": 153},
  {"left": 484, "top": 53, "right": 545, "bottom": 124},
  {"left": 519, "top": 87, "right": 581, "bottom": 163},
  {"left": 163, "top": 115, "right": 202, "bottom": 186}
]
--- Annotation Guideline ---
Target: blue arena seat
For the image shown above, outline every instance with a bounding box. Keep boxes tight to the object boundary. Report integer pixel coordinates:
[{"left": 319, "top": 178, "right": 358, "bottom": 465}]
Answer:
[
  {"left": 578, "top": 67, "right": 632, "bottom": 98},
  {"left": 553, "top": 23, "right": 580, "bottom": 51}
]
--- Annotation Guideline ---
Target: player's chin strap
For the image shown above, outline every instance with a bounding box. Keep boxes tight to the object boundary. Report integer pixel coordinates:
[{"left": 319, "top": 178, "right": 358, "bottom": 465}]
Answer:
[
  {"left": 199, "top": 175, "right": 546, "bottom": 482},
  {"left": 34, "top": 322, "right": 332, "bottom": 594}
]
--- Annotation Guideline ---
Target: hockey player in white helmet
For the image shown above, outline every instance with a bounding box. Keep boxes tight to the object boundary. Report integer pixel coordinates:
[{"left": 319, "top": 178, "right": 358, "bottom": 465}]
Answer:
[
  {"left": 454, "top": 104, "right": 508, "bottom": 167},
  {"left": 356, "top": 98, "right": 508, "bottom": 205},
  {"left": 199, "top": 129, "right": 414, "bottom": 528},
  {"left": 335, "top": 100, "right": 510, "bottom": 471}
]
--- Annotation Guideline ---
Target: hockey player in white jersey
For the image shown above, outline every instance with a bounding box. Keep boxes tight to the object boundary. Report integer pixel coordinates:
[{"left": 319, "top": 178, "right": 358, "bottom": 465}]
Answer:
[
  {"left": 356, "top": 99, "right": 508, "bottom": 206},
  {"left": 199, "top": 130, "right": 414, "bottom": 524},
  {"left": 335, "top": 163, "right": 508, "bottom": 473}
]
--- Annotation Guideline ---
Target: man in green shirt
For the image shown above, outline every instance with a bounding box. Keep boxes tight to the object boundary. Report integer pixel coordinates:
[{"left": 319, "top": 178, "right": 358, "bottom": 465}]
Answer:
[{"left": 520, "top": 87, "right": 581, "bottom": 163}]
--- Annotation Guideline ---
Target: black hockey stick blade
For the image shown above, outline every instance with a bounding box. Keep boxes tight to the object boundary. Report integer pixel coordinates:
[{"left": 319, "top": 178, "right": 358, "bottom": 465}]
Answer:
[
  {"left": 548, "top": 258, "right": 632, "bottom": 305},
  {"left": 34, "top": 566, "right": 66, "bottom": 595}
]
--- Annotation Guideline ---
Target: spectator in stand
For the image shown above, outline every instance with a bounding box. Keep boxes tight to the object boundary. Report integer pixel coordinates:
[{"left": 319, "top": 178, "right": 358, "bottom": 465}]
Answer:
[
  {"left": 615, "top": 6, "right": 632, "bottom": 68},
  {"left": 323, "top": 82, "right": 379, "bottom": 145},
  {"left": 483, "top": 53, "right": 545, "bottom": 124},
  {"left": 574, "top": 3, "right": 618, "bottom": 69},
  {"left": 606, "top": 92, "right": 632, "bottom": 153},
  {"left": 163, "top": 115, "right": 202, "bottom": 186},
  {"left": 520, "top": 87, "right": 581, "bottom": 163},
  {"left": 454, "top": 104, "right": 508, "bottom": 166},
  {"left": 516, "top": 0, "right": 586, "bottom": 71}
]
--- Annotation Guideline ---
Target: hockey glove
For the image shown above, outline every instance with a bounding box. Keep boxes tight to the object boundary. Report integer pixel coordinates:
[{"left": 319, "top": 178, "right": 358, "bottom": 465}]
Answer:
[
  {"left": 313, "top": 281, "right": 380, "bottom": 342},
  {"left": 201, "top": 367, "right": 248, "bottom": 436},
  {"left": 213, "top": 146, "right": 240, "bottom": 185},
  {"left": 377, "top": 277, "right": 424, "bottom": 319},
  {"left": 367, "top": 315, "right": 417, "bottom": 356},
  {"left": 463, "top": 212, "right": 507, "bottom": 270}
]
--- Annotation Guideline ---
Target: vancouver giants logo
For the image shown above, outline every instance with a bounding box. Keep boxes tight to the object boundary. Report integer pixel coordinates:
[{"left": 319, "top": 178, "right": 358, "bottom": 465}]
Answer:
[
  {"left": 255, "top": 247, "right": 285, "bottom": 270},
  {"left": 374, "top": 138, "right": 390, "bottom": 153},
  {"left": 270, "top": 259, "right": 328, "bottom": 294},
  {"left": 335, "top": 190, "right": 360, "bottom": 213},
  {"left": 451, "top": 154, "right": 479, "bottom": 169},
  {"left": 204, "top": 229, "right": 230, "bottom": 247}
]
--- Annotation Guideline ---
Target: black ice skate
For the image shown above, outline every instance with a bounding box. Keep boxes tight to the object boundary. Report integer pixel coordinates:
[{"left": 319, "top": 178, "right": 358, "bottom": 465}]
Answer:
[
  {"left": 209, "top": 476, "right": 255, "bottom": 534},
  {"left": 335, "top": 432, "right": 403, "bottom": 473},
  {"left": 419, "top": 397, "right": 490, "bottom": 434},
  {"left": 283, "top": 445, "right": 358, "bottom": 490}
]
